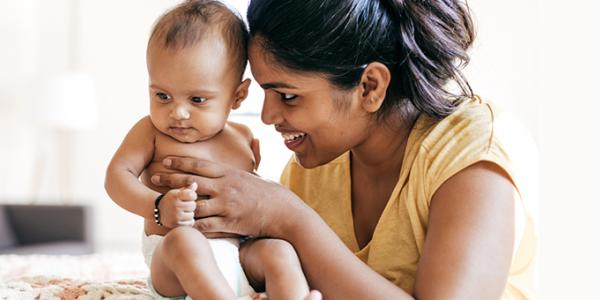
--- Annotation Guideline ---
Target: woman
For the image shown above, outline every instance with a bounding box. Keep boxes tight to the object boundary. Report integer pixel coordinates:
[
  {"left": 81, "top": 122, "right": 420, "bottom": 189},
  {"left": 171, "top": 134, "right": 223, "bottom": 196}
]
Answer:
[{"left": 151, "top": 0, "right": 537, "bottom": 299}]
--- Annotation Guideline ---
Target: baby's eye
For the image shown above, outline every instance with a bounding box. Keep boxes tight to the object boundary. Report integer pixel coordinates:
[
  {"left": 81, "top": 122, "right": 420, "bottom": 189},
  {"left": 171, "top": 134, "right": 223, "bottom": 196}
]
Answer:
[
  {"left": 156, "top": 92, "right": 171, "bottom": 101},
  {"left": 191, "top": 96, "right": 208, "bottom": 104},
  {"left": 279, "top": 93, "right": 297, "bottom": 101}
]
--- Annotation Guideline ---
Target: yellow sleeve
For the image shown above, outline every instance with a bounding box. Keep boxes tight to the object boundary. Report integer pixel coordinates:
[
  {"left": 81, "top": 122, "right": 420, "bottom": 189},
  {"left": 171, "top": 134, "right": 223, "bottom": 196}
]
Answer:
[
  {"left": 279, "top": 155, "right": 296, "bottom": 187},
  {"left": 420, "top": 103, "right": 515, "bottom": 203}
]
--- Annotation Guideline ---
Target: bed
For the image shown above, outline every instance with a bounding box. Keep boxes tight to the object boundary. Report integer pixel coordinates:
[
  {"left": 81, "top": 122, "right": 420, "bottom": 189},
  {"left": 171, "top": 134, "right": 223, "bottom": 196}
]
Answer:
[{"left": 0, "top": 252, "right": 266, "bottom": 299}]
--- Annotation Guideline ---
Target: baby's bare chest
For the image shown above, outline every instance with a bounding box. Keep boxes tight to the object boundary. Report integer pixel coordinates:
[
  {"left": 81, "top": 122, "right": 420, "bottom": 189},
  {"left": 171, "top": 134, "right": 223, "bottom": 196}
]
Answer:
[{"left": 141, "top": 130, "right": 254, "bottom": 193}]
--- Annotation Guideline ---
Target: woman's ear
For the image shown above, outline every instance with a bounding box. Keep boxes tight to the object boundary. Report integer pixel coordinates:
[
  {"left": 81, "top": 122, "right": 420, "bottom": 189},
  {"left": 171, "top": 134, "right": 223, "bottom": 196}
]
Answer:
[
  {"left": 232, "top": 78, "right": 252, "bottom": 109},
  {"left": 358, "top": 62, "right": 390, "bottom": 113}
]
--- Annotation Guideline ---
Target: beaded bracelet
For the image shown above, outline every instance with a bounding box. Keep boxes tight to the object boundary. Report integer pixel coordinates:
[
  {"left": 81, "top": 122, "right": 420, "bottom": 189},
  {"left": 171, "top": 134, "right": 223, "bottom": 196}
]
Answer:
[{"left": 154, "top": 194, "right": 165, "bottom": 226}]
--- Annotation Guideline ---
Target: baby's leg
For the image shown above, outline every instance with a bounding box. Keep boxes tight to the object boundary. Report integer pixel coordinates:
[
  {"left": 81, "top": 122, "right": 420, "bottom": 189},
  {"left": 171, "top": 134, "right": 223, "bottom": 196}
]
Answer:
[
  {"left": 151, "top": 226, "right": 235, "bottom": 299},
  {"left": 240, "top": 238, "right": 309, "bottom": 300}
]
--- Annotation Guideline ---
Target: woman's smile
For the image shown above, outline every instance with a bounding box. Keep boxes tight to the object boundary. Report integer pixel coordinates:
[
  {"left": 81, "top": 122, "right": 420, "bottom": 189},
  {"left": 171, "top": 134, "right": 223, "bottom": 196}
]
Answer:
[
  {"left": 276, "top": 126, "right": 308, "bottom": 151},
  {"left": 282, "top": 132, "right": 307, "bottom": 150}
]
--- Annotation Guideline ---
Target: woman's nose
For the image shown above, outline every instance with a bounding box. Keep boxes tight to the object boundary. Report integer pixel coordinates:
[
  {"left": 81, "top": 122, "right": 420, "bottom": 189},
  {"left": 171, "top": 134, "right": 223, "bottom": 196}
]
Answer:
[
  {"left": 170, "top": 104, "right": 190, "bottom": 120},
  {"left": 261, "top": 96, "right": 283, "bottom": 125}
]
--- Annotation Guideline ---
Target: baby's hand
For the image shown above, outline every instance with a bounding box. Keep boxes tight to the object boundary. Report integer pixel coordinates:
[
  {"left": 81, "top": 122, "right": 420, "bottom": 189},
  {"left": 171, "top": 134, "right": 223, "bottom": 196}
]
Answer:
[{"left": 158, "top": 182, "right": 198, "bottom": 228}]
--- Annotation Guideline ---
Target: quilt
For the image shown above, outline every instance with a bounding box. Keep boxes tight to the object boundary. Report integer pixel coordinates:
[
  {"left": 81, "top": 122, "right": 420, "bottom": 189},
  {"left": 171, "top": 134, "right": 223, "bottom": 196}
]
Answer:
[{"left": 0, "top": 252, "right": 266, "bottom": 300}]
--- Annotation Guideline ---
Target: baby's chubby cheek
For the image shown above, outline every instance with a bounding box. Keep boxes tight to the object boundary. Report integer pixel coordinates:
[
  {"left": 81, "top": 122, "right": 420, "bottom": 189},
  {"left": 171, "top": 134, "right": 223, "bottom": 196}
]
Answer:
[{"left": 193, "top": 118, "right": 227, "bottom": 139}]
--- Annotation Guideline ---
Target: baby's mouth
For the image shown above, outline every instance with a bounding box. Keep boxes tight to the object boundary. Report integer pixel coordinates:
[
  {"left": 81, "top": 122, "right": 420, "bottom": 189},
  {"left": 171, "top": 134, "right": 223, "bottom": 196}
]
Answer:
[{"left": 169, "top": 126, "right": 192, "bottom": 133}]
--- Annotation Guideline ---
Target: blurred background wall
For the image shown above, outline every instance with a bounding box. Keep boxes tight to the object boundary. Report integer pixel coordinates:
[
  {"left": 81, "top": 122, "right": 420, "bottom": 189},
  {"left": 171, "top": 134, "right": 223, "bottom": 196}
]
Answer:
[{"left": 0, "top": 0, "right": 598, "bottom": 298}]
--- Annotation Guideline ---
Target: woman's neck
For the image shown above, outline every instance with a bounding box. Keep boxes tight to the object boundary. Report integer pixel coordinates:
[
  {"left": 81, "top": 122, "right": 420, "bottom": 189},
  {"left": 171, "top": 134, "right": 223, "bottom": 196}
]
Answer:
[{"left": 350, "top": 113, "right": 417, "bottom": 180}]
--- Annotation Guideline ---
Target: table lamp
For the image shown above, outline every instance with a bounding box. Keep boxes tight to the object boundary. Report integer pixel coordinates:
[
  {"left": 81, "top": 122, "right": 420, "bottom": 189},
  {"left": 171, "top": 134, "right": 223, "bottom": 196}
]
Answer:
[{"left": 32, "top": 71, "right": 97, "bottom": 203}]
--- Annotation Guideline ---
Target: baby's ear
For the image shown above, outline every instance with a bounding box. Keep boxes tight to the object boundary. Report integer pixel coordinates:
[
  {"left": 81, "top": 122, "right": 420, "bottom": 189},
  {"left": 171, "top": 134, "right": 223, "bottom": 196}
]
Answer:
[{"left": 232, "top": 79, "right": 251, "bottom": 109}]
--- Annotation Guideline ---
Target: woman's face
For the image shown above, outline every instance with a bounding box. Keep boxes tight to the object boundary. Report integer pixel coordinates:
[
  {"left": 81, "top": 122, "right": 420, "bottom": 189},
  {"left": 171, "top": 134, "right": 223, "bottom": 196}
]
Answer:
[{"left": 248, "top": 41, "right": 372, "bottom": 168}]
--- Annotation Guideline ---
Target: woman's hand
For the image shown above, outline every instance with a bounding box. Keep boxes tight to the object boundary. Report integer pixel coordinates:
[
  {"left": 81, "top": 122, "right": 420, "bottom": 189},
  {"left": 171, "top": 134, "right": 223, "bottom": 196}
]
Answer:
[{"left": 150, "top": 156, "right": 309, "bottom": 239}]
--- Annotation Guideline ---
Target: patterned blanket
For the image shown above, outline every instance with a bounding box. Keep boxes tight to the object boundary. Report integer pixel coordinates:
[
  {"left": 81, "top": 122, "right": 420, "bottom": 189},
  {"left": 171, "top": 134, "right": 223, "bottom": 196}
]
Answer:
[
  {"left": 0, "top": 276, "right": 155, "bottom": 299},
  {"left": 0, "top": 252, "right": 265, "bottom": 300}
]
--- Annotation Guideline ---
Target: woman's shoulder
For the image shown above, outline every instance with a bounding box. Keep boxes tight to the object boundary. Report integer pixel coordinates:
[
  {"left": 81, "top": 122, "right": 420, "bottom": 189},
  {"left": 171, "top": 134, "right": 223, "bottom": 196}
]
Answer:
[
  {"left": 415, "top": 96, "right": 498, "bottom": 154},
  {"left": 408, "top": 96, "right": 530, "bottom": 201}
]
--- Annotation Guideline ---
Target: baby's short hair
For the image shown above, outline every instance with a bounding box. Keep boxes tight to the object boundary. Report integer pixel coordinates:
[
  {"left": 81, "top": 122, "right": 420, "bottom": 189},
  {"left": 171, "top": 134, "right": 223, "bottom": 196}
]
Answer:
[{"left": 148, "top": 0, "right": 248, "bottom": 79}]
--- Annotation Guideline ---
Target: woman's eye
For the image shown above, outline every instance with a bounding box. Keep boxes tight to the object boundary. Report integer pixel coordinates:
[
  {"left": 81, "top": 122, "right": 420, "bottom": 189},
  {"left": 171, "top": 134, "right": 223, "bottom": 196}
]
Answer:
[
  {"left": 191, "top": 96, "right": 207, "bottom": 103},
  {"left": 156, "top": 92, "right": 171, "bottom": 101},
  {"left": 279, "top": 93, "right": 297, "bottom": 101}
]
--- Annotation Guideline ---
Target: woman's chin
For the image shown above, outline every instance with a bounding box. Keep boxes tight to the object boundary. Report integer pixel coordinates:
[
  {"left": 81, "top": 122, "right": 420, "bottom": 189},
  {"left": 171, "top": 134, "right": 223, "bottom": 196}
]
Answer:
[{"left": 294, "top": 153, "right": 330, "bottom": 169}]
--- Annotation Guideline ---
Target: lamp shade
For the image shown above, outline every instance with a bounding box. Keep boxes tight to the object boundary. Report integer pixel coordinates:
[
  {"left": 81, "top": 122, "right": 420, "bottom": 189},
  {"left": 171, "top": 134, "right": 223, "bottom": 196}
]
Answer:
[{"left": 35, "top": 72, "right": 97, "bottom": 131}]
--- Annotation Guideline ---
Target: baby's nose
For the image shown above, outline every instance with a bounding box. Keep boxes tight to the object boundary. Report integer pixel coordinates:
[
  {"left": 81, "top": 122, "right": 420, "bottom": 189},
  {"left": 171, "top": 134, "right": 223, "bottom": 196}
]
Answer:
[{"left": 172, "top": 105, "right": 190, "bottom": 120}]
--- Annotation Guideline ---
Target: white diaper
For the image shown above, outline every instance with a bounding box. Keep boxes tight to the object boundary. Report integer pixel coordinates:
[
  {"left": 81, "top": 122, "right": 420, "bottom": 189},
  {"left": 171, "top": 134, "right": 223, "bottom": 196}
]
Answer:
[{"left": 142, "top": 233, "right": 254, "bottom": 299}]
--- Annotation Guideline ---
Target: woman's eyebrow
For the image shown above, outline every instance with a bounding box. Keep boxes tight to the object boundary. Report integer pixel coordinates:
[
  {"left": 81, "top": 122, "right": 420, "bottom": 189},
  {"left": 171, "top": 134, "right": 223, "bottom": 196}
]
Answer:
[{"left": 260, "top": 82, "right": 297, "bottom": 89}]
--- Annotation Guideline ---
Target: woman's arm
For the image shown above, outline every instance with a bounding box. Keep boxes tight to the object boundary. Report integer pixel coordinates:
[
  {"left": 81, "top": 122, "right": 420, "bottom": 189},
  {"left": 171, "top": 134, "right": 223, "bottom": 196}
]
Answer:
[
  {"left": 414, "top": 161, "right": 515, "bottom": 299},
  {"left": 153, "top": 158, "right": 516, "bottom": 300},
  {"left": 153, "top": 157, "right": 408, "bottom": 299},
  {"left": 105, "top": 116, "right": 160, "bottom": 220}
]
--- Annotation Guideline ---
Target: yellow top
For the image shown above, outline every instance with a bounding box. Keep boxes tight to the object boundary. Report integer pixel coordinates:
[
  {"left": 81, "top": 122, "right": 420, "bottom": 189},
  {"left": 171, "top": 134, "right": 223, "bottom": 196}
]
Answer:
[{"left": 280, "top": 97, "right": 537, "bottom": 299}]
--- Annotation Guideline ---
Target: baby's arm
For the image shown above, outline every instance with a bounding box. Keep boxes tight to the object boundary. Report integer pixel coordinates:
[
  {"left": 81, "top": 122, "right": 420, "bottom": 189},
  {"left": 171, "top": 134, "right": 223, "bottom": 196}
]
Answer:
[
  {"left": 105, "top": 116, "right": 160, "bottom": 221},
  {"left": 106, "top": 116, "right": 198, "bottom": 228}
]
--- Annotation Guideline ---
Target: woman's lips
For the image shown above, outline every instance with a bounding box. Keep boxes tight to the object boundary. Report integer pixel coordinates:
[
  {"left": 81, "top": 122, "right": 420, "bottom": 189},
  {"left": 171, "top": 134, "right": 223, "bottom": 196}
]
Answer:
[
  {"left": 281, "top": 132, "right": 307, "bottom": 150},
  {"left": 276, "top": 125, "right": 307, "bottom": 151}
]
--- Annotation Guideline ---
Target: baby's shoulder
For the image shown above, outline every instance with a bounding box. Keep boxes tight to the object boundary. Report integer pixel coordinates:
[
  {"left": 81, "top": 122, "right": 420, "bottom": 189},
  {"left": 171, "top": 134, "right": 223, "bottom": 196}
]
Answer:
[
  {"left": 123, "top": 115, "right": 159, "bottom": 141},
  {"left": 225, "top": 120, "right": 253, "bottom": 142},
  {"left": 132, "top": 115, "right": 159, "bottom": 134}
]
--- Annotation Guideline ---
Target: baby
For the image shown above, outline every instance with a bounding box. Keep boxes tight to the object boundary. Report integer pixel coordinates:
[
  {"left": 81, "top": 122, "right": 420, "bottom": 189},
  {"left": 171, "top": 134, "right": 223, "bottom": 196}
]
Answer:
[{"left": 104, "top": 1, "right": 308, "bottom": 299}]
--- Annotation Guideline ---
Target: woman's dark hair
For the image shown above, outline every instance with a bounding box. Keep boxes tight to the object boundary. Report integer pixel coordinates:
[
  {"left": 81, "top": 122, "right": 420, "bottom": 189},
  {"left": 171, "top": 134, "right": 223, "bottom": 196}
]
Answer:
[{"left": 247, "top": 0, "right": 475, "bottom": 119}]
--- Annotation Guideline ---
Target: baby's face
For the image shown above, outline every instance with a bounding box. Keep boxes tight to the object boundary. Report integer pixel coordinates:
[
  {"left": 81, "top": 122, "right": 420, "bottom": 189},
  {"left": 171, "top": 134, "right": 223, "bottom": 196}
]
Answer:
[{"left": 147, "top": 35, "right": 242, "bottom": 143}]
